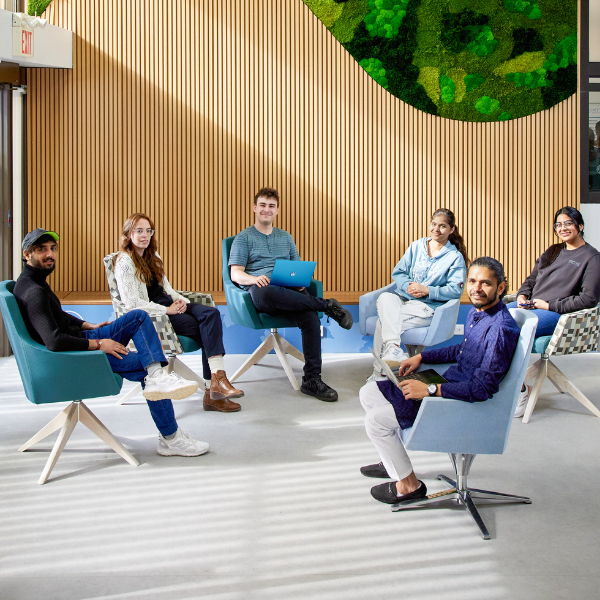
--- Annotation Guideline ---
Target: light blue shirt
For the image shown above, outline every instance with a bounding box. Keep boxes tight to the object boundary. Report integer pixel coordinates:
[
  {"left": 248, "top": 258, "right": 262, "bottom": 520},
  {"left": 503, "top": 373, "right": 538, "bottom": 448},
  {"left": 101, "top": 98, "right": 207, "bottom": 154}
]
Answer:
[{"left": 392, "top": 237, "right": 466, "bottom": 306}]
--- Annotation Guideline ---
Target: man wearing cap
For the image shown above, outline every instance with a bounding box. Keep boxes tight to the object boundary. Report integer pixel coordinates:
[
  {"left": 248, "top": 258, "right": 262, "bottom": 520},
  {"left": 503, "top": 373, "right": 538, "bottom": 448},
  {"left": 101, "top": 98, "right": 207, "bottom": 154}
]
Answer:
[{"left": 13, "top": 228, "right": 209, "bottom": 457}]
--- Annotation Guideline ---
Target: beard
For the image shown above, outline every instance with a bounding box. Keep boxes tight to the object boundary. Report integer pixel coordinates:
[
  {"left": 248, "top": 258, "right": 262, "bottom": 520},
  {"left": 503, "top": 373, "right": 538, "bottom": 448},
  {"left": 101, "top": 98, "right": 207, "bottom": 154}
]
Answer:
[
  {"left": 30, "top": 256, "right": 56, "bottom": 274},
  {"left": 470, "top": 290, "right": 498, "bottom": 309}
]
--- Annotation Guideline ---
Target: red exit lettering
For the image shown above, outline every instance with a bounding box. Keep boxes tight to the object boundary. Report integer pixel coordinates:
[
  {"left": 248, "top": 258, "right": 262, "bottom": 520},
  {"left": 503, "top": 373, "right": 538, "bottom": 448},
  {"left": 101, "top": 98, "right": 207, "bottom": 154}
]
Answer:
[{"left": 22, "top": 31, "right": 32, "bottom": 55}]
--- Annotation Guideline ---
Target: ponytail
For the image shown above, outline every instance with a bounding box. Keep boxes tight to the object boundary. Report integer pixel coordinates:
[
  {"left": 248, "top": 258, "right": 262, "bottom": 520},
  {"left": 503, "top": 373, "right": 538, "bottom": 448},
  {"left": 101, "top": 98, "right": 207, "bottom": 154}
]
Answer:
[{"left": 432, "top": 208, "right": 470, "bottom": 267}]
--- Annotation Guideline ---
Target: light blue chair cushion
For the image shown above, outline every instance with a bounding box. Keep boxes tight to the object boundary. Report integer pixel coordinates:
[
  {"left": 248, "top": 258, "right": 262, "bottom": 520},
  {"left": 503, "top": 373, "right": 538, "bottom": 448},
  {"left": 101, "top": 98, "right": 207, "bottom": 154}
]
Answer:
[
  {"left": 399, "top": 309, "right": 538, "bottom": 455},
  {"left": 359, "top": 284, "right": 460, "bottom": 348},
  {"left": 532, "top": 335, "right": 552, "bottom": 354}
]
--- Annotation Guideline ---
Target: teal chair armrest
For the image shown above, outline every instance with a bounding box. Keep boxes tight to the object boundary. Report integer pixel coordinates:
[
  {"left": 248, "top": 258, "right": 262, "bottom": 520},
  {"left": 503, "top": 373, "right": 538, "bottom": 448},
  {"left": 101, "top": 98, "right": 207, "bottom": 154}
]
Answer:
[
  {"left": 308, "top": 278, "right": 324, "bottom": 318},
  {"left": 20, "top": 340, "right": 123, "bottom": 405}
]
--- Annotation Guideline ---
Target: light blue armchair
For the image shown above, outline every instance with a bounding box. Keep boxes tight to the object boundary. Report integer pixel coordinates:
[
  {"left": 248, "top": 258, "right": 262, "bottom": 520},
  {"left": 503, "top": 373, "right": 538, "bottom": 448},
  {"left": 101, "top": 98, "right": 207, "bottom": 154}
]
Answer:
[
  {"left": 391, "top": 308, "right": 538, "bottom": 539},
  {"left": 222, "top": 236, "right": 324, "bottom": 390},
  {"left": 359, "top": 283, "right": 460, "bottom": 356},
  {"left": 0, "top": 280, "right": 139, "bottom": 484}
]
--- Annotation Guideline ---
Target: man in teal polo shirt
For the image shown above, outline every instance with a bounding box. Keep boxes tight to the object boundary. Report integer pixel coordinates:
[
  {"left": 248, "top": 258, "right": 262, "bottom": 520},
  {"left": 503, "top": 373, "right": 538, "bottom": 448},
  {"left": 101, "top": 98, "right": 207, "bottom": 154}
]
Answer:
[{"left": 229, "top": 187, "right": 353, "bottom": 402}]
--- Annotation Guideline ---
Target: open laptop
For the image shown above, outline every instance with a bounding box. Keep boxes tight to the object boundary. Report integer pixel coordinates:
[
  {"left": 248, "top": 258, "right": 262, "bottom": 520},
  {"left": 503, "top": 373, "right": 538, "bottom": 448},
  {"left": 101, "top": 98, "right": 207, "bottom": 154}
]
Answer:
[{"left": 269, "top": 259, "right": 316, "bottom": 288}]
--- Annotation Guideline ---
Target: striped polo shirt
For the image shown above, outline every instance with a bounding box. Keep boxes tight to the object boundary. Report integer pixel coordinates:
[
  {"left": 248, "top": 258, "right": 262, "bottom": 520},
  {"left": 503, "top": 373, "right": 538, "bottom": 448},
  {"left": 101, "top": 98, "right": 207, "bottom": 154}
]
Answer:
[{"left": 229, "top": 225, "right": 301, "bottom": 285}]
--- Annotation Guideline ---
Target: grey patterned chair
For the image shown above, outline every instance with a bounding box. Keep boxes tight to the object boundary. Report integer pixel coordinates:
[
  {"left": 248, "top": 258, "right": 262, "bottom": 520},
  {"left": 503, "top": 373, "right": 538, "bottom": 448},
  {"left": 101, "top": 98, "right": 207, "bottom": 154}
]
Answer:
[
  {"left": 518, "top": 301, "right": 600, "bottom": 423},
  {"left": 103, "top": 253, "right": 215, "bottom": 404}
]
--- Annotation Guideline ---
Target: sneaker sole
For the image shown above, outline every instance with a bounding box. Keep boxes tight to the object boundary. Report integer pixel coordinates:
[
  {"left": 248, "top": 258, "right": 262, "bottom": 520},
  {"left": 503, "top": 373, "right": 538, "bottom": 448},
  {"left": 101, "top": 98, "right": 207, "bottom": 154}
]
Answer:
[
  {"left": 383, "top": 358, "right": 404, "bottom": 370},
  {"left": 143, "top": 382, "right": 199, "bottom": 401},
  {"left": 300, "top": 387, "right": 338, "bottom": 402},
  {"left": 157, "top": 445, "right": 209, "bottom": 457}
]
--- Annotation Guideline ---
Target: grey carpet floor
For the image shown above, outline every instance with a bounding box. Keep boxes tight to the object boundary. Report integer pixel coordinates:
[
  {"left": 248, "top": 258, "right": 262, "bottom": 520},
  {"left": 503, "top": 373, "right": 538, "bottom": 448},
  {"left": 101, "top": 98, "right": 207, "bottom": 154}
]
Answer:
[{"left": 0, "top": 352, "right": 599, "bottom": 600}]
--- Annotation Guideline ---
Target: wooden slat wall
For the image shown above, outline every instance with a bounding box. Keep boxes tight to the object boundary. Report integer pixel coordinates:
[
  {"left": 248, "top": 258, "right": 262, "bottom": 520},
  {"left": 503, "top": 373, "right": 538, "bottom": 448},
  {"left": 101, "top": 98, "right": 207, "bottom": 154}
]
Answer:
[{"left": 27, "top": 0, "right": 579, "bottom": 296}]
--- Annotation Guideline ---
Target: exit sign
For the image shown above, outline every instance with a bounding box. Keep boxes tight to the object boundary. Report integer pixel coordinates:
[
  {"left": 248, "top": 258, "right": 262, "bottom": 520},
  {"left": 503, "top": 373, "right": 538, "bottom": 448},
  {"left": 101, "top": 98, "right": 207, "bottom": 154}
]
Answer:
[{"left": 12, "top": 15, "right": 33, "bottom": 58}]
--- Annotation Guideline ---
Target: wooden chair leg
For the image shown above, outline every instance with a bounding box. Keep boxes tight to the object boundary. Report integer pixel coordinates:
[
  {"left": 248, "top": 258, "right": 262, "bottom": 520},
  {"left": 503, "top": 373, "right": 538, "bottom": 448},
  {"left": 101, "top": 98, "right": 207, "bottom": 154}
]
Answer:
[
  {"left": 272, "top": 333, "right": 301, "bottom": 390},
  {"left": 115, "top": 382, "right": 144, "bottom": 405},
  {"left": 78, "top": 403, "right": 140, "bottom": 466},
  {"left": 172, "top": 357, "right": 206, "bottom": 390},
  {"left": 230, "top": 334, "right": 275, "bottom": 382},
  {"left": 18, "top": 403, "right": 73, "bottom": 451},
  {"left": 524, "top": 358, "right": 541, "bottom": 383},
  {"left": 523, "top": 359, "right": 547, "bottom": 424},
  {"left": 37, "top": 403, "right": 79, "bottom": 485},
  {"left": 279, "top": 336, "right": 305, "bottom": 363},
  {"left": 546, "top": 360, "right": 600, "bottom": 418}
]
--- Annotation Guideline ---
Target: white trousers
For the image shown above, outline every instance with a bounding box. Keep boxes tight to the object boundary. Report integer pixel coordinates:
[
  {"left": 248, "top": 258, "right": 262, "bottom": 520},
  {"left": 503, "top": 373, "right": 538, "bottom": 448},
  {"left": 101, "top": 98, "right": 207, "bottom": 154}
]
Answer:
[
  {"left": 360, "top": 381, "right": 414, "bottom": 481},
  {"left": 374, "top": 292, "right": 434, "bottom": 354}
]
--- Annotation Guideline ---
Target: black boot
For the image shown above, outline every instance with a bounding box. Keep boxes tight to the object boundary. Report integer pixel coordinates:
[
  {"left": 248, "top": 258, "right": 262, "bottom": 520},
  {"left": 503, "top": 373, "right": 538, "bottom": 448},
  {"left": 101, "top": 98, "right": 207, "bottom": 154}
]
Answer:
[
  {"left": 324, "top": 299, "right": 353, "bottom": 330},
  {"left": 300, "top": 375, "right": 338, "bottom": 402}
]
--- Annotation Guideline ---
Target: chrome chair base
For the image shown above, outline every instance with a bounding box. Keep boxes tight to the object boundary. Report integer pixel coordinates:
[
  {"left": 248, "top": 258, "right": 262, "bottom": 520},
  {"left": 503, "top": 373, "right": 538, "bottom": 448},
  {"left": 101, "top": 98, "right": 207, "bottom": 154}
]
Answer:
[{"left": 391, "top": 454, "right": 531, "bottom": 540}]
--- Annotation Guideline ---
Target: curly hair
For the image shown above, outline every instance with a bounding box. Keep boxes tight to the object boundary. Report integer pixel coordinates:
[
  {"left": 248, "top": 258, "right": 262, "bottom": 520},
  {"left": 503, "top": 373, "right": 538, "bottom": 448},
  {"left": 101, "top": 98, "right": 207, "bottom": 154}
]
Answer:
[
  {"left": 118, "top": 213, "right": 165, "bottom": 284},
  {"left": 254, "top": 187, "right": 280, "bottom": 206}
]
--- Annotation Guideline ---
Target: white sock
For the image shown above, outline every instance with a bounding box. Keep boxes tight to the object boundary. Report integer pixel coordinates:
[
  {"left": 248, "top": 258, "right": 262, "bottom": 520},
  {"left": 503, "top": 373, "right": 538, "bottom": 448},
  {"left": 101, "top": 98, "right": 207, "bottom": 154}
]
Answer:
[
  {"left": 208, "top": 356, "right": 225, "bottom": 374},
  {"left": 147, "top": 362, "right": 163, "bottom": 378}
]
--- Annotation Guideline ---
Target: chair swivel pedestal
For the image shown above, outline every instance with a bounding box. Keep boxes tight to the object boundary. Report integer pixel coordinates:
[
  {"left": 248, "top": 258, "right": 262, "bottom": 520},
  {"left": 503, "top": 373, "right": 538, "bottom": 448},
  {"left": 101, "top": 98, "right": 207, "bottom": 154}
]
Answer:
[
  {"left": 19, "top": 400, "right": 139, "bottom": 485},
  {"left": 392, "top": 453, "right": 531, "bottom": 540}
]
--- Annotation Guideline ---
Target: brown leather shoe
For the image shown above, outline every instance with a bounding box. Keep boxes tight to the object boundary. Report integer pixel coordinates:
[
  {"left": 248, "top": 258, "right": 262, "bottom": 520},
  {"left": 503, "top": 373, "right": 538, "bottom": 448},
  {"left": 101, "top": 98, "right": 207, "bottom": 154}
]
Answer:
[
  {"left": 203, "top": 389, "right": 241, "bottom": 412},
  {"left": 209, "top": 370, "right": 244, "bottom": 400}
]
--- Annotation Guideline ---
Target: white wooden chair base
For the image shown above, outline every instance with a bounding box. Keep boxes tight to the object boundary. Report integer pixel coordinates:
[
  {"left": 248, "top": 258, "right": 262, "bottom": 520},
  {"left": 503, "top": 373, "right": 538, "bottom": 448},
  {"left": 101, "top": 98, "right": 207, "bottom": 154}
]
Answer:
[
  {"left": 523, "top": 357, "right": 600, "bottom": 423},
  {"left": 229, "top": 328, "right": 305, "bottom": 390},
  {"left": 116, "top": 355, "right": 206, "bottom": 405},
  {"left": 19, "top": 401, "right": 140, "bottom": 484}
]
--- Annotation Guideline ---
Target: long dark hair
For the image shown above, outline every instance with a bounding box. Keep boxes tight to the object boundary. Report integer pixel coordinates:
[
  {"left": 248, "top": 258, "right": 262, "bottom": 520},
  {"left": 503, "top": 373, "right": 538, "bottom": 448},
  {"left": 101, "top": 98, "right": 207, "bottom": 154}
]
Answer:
[
  {"left": 432, "top": 208, "right": 470, "bottom": 267},
  {"left": 118, "top": 213, "right": 165, "bottom": 284},
  {"left": 539, "top": 207, "right": 585, "bottom": 270}
]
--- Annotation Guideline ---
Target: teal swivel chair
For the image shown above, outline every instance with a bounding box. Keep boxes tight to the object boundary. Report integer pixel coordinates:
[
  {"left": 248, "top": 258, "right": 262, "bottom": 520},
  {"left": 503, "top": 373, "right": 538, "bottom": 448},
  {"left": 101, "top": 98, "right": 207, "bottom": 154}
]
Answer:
[
  {"left": 0, "top": 280, "right": 139, "bottom": 484},
  {"left": 222, "top": 236, "right": 323, "bottom": 390}
]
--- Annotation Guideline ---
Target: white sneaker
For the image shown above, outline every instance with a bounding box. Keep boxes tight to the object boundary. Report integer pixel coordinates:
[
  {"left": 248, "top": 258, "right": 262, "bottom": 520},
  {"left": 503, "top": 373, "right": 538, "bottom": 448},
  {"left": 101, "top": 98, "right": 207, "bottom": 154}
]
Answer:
[
  {"left": 366, "top": 370, "right": 386, "bottom": 383},
  {"left": 514, "top": 384, "right": 531, "bottom": 418},
  {"left": 143, "top": 370, "right": 199, "bottom": 401},
  {"left": 157, "top": 428, "right": 209, "bottom": 457},
  {"left": 381, "top": 343, "right": 408, "bottom": 370}
]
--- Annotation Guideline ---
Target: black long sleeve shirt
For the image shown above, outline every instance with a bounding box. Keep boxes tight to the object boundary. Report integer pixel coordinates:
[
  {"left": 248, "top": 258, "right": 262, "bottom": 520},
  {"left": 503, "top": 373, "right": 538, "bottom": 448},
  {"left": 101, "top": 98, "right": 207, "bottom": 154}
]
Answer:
[{"left": 13, "top": 264, "right": 89, "bottom": 351}]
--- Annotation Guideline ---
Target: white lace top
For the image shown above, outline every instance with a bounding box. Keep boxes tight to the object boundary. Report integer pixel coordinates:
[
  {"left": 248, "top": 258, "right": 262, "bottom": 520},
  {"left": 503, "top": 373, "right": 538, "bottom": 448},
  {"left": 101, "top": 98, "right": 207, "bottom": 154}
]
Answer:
[{"left": 113, "top": 252, "right": 188, "bottom": 316}]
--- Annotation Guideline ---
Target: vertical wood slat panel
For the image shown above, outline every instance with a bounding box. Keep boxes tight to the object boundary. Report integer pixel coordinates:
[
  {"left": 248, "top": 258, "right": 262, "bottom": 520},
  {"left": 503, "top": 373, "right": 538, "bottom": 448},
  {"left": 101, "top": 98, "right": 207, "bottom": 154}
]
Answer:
[{"left": 28, "top": 0, "right": 579, "bottom": 297}]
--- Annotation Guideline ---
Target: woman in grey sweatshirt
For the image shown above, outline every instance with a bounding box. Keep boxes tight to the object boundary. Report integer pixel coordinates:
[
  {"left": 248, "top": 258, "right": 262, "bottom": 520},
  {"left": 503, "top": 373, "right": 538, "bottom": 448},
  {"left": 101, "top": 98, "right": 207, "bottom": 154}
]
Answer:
[{"left": 508, "top": 207, "right": 600, "bottom": 338}]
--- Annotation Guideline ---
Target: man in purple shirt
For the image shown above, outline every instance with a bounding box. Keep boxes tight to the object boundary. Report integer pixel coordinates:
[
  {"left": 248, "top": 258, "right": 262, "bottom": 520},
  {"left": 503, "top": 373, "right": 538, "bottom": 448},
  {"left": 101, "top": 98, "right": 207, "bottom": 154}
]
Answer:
[{"left": 359, "top": 257, "right": 520, "bottom": 505}]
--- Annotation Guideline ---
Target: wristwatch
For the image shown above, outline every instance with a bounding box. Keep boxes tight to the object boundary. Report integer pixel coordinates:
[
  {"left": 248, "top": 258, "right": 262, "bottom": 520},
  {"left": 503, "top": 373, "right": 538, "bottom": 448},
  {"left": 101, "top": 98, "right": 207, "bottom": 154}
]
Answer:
[
  {"left": 427, "top": 383, "right": 437, "bottom": 396},
  {"left": 97, "top": 339, "right": 103, "bottom": 350}
]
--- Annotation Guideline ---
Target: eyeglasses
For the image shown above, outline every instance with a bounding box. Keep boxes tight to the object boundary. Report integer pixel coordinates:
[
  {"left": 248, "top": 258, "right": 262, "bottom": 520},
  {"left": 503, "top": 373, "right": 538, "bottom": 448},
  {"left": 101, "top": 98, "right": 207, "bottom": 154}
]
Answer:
[
  {"left": 132, "top": 229, "right": 155, "bottom": 236},
  {"left": 553, "top": 221, "right": 576, "bottom": 231}
]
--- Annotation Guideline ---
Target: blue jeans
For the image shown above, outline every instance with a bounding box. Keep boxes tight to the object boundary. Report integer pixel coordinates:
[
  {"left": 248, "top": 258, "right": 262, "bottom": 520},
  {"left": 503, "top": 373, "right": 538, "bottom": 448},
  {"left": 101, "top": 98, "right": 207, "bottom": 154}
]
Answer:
[
  {"left": 84, "top": 310, "right": 178, "bottom": 437},
  {"left": 506, "top": 302, "right": 561, "bottom": 337}
]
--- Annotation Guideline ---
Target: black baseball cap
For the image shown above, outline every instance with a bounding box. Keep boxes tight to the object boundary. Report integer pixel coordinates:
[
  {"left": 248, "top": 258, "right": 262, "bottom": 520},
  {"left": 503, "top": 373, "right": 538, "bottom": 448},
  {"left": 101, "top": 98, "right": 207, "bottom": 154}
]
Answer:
[{"left": 22, "top": 228, "right": 59, "bottom": 251}]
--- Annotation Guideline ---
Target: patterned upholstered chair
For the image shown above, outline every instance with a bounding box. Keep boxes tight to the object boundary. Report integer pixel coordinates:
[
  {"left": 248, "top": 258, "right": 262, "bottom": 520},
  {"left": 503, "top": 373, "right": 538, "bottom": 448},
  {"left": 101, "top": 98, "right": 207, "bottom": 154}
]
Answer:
[
  {"left": 103, "top": 253, "right": 215, "bottom": 404},
  {"left": 520, "top": 304, "right": 600, "bottom": 423}
]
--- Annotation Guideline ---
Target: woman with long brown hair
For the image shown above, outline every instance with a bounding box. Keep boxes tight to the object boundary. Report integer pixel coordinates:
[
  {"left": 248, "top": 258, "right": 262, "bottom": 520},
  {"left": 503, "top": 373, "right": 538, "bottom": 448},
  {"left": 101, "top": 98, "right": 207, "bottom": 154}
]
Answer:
[
  {"left": 372, "top": 208, "right": 469, "bottom": 377},
  {"left": 114, "top": 213, "right": 244, "bottom": 413}
]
